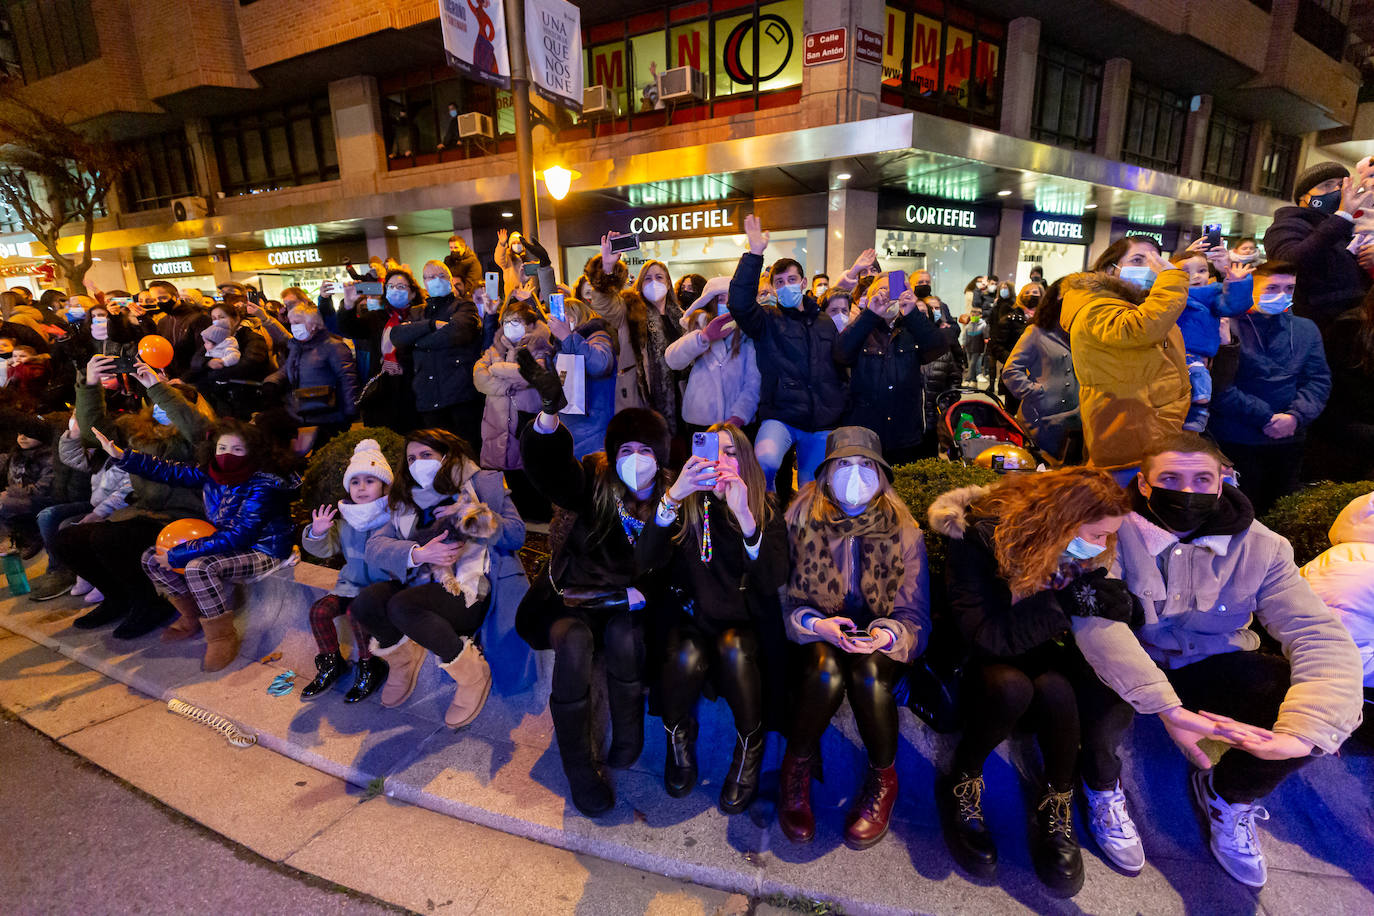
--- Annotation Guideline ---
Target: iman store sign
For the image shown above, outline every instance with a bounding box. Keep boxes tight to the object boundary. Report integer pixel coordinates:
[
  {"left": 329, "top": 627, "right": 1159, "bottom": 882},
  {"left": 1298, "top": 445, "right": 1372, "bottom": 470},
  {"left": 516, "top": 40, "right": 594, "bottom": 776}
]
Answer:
[
  {"left": 559, "top": 202, "right": 745, "bottom": 246},
  {"left": 877, "top": 193, "right": 1001, "bottom": 236},
  {"left": 230, "top": 241, "right": 369, "bottom": 273},
  {"left": 1021, "top": 211, "right": 1095, "bottom": 244}
]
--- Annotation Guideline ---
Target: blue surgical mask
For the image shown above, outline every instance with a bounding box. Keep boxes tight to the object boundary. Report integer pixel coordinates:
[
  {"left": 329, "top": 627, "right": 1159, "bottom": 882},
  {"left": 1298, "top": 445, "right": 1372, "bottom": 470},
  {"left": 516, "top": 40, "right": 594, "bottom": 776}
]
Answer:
[
  {"left": 1064, "top": 537, "right": 1107, "bottom": 561},
  {"left": 291, "top": 324, "right": 311, "bottom": 341},
  {"left": 425, "top": 277, "right": 450, "bottom": 297},
  {"left": 386, "top": 287, "right": 411, "bottom": 308},
  {"left": 778, "top": 282, "right": 804, "bottom": 309},
  {"left": 365, "top": 298, "right": 384, "bottom": 312},
  {"left": 1118, "top": 265, "right": 1156, "bottom": 290},
  {"left": 1255, "top": 291, "right": 1293, "bottom": 315},
  {"left": 67, "top": 308, "right": 85, "bottom": 321},
  {"left": 151, "top": 405, "right": 171, "bottom": 426}
]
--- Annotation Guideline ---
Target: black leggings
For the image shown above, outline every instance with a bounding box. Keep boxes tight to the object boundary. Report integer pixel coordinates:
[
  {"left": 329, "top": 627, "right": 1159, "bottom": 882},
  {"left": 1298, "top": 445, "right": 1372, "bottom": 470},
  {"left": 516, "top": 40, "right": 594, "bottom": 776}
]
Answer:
[
  {"left": 349, "top": 580, "right": 489, "bottom": 664},
  {"left": 788, "top": 641, "right": 903, "bottom": 768},
  {"left": 660, "top": 625, "right": 762, "bottom": 735},
  {"left": 548, "top": 609, "right": 645, "bottom": 704},
  {"left": 954, "top": 645, "right": 1135, "bottom": 791},
  {"left": 52, "top": 517, "right": 168, "bottom": 604}
]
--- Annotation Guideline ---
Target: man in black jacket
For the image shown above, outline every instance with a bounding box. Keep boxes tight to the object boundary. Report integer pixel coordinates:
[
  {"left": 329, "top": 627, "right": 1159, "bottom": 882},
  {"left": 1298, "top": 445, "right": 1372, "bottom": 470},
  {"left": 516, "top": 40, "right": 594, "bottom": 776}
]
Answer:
[
  {"left": 443, "top": 234, "right": 484, "bottom": 299},
  {"left": 1263, "top": 162, "right": 1372, "bottom": 331}
]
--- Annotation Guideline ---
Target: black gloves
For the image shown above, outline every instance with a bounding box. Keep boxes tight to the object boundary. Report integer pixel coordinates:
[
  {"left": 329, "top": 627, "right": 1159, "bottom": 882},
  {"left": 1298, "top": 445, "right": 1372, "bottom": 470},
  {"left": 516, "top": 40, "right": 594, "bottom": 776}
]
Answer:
[
  {"left": 1062, "top": 568, "right": 1141, "bottom": 626},
  {"left": 516, "top": 348, "right": 567, "bottom": 414},
  {"left": 523, "top": 236, "right": 552, "bottom": 268}
]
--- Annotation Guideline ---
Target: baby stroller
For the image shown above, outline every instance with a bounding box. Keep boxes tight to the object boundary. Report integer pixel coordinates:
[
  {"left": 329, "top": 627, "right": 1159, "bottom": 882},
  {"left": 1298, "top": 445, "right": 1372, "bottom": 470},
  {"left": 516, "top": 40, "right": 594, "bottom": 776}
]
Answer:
[{"left": 936, "top": 387, "right": 1045, "bottom": 469}]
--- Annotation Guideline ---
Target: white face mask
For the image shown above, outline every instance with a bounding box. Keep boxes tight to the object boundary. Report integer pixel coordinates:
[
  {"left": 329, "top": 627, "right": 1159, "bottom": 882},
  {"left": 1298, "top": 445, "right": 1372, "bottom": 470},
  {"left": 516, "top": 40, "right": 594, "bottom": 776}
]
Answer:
[
  {"left": 408, "top": 457, "right": 442, "bottom": 489},
  {"left": 642, "top": 280, "right": 668, "bottom": 304},
  {"left": 213, "top": 317, "right": 232, "bottom": 329},
  {"left": 831, "top": 464, "right": 880, "bottom": 507},
  {"left": 291, "top": 323, "right": 311, "bottom": 341},
  {"left": 616, "top": 452, "right": 658, "bottom": 491},
  {"left": 337, "top": 497, "right": 389, "bottom": 531},
  {"left": 831, "top": 312, "right": 849, "bottom": 331},
  {"left": 503, "top": 320, "right": 526, "bottom": 343},
  {"left": 90, "top": 318, "right": 108, "bottom": 340}
]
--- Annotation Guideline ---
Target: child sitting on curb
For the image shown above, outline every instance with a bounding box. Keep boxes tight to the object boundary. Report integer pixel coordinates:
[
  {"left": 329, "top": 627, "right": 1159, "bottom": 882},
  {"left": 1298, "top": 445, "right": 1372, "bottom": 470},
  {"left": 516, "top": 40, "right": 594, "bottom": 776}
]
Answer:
[{"left": 300, "top": 439, "right": 394, "bottom": 702}]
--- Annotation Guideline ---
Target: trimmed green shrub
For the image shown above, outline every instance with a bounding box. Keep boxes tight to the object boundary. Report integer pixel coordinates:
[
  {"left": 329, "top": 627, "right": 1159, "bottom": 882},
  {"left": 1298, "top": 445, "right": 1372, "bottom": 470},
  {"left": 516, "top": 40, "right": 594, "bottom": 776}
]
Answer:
[
  {"left": 1261, "top": 480, "right": 1374, "bottom": 567},
  {"left": 892, "top": 458, "right": 999, "bottom": 584},
  {"left": 292, "top": 427, "right": 407, "bottom": 530}
]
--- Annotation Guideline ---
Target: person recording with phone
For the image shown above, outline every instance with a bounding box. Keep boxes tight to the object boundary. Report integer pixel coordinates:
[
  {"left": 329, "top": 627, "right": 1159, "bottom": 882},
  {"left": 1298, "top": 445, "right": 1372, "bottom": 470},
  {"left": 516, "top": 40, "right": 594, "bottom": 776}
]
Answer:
[
  {"left": 636, "top": 424, "right": 788, "bottom": 814},
  {"left": 775, "top": 427, "right": 930, "bottom": 852},
  {"left": 664, "top": 275, "right": 760, "bottom": 435},
  {"left": 545, "top": 294, "right": 616, "bottom": 460},
  {"left": 341, "top": 268, "right": 423, "bottom": 432}
]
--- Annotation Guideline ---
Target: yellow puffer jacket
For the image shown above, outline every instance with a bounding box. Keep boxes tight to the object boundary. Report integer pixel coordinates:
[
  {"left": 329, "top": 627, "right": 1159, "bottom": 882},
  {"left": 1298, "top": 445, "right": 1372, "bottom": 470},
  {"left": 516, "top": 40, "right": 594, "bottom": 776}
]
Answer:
[{"left": 1058, "top": 268, "right": 1190, "bottom": 470}]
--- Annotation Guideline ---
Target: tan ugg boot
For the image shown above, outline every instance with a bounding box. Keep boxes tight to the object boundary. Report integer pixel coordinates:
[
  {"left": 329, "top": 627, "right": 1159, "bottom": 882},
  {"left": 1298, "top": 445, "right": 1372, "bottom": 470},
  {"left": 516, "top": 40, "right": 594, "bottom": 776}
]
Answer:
[
  {"left": 437, "top": 638, "right": 491, "bottom": 729},
  {"left": 200, "top": 613, "right": 241, "bottom": 672},
  {"left": 369, "top": 637, "right": 428, "bottom": 708},
  {"left": 160, "top": 594, "right": 202, "bottom": 643}
]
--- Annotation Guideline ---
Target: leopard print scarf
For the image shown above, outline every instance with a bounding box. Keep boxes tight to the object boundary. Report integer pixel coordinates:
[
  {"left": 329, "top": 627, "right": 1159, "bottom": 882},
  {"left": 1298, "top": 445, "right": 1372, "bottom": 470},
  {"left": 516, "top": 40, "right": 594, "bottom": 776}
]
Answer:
[{"left": 788, "top": 501, "right": 905, "bottom": 622}]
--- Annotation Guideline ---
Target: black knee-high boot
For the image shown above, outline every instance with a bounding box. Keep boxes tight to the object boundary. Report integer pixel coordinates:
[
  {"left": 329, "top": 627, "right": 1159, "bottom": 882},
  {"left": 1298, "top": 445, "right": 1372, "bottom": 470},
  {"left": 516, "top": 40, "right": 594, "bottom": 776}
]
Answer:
[
  {"left": 605, "top": 672, "right": 644, "bottom": 768},
  {"left": 549, "top": 693, "right": 613, "bottom": 816}
]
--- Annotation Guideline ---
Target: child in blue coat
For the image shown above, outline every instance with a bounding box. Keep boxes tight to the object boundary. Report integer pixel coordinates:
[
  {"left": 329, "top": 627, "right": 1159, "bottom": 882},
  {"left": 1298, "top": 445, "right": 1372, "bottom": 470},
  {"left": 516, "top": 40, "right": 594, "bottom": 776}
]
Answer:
[
  {"left": 1169, "top": 242, "right": 1255, "bottom": 430},
  {"left": 300, "top": 439, "right": 395, "bottom": 702},
  {"left": 92, "top": 418, "right": 297, "bottom": 671}
]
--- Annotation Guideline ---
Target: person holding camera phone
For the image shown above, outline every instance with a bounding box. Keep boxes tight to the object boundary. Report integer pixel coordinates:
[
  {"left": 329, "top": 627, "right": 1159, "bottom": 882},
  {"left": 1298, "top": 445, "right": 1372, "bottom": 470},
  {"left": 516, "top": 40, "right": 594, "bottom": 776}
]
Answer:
[
  {"left": 776, "top": 426, "right": 930, "bottom": 851},
  {"left": 636, "top": 423, "right": 789, "bottom": 813},
  {"left": 665, "top": 276, "right": 761, "bottom": 435}
]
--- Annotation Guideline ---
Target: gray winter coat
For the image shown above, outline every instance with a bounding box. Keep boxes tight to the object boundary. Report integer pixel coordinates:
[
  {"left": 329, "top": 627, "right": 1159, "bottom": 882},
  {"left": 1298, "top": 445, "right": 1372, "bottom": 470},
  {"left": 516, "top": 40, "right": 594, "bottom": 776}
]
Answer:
[
  {"left": 302, "top": 514, "right": 392, "bottom": 598},
  {"left": 1002, "top": 325, "right": 1079, "bottom": 457}
]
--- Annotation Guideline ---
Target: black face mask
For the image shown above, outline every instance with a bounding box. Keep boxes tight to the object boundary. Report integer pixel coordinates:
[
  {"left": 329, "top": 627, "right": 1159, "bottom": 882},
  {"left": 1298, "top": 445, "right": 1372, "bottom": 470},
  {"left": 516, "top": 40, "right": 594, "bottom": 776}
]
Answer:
[
  {"left": 1308, "top": 188, "right": 1342, "bottom": 212},
  {"left": 1145, "top": 485, "right": 1220, "bottom": 533},
  {"left": 678, "top": 289, "right": 699, "bottom": 308},
  {"left": 913, "top": 283, "right": 932, "bottom": 298}
]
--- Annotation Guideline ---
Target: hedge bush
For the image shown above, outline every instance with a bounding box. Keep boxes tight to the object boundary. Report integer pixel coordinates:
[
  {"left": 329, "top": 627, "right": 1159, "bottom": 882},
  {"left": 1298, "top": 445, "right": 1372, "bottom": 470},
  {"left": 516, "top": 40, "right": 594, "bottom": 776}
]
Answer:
[
  {"left": 292, "top": 427, "right": 408, "bottom": 532},
  {"left": 892, "top": 458, "right": 999, "bottom": 584},
  {"left": 1260, "top": 480, "right": 1374, "bottom": 567}
]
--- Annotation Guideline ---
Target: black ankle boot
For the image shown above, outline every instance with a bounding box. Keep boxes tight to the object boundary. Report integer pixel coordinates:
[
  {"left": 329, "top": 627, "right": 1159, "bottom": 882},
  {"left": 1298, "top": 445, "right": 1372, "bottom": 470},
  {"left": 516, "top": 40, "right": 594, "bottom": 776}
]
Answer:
[
  {"left": 1033, "top": 786, "right": 1085, "bottom": 897},
  {"left": 938, "top": 771, "right": 998, "bottom": 879},
  {"left": 663, "top": 719, "right": 698, "bottom": 798},
  {"left": 344, "top": 656, "right": 389, "bottom": 703},
  {"left": 301, "top": 651, "right": 350, "bottom": 700},
  {"left": 550, "top": 694, "right": 614, "bottom": 816},
  {"left": 719, "top": 727, "right": 764, "bottom": 815},
  {"left": 605, "top": 674, "right": 644, "bottom": 769},
  {"left": 112, "top": 599, "right": 175, "bottom": 639},
  {"left": 72, "top": 597, "right": 130, "bottom": 630}
]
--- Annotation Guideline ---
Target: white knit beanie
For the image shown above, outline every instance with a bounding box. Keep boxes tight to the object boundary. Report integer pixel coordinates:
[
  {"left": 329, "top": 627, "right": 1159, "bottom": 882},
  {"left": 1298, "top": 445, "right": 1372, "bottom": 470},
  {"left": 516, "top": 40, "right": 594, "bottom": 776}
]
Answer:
[{"left": 343, "top": 438, "right": 393, "bottom": 488}]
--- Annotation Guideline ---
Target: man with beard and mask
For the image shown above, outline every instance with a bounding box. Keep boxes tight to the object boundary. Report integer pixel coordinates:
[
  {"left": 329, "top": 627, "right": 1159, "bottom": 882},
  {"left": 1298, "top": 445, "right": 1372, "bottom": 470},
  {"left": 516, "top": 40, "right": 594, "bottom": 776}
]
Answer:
[
  {"left": 1209, "top": 263, "right": 1329, "bottom": 514},
  {"left": 149, "top": 280, "right": 212, "bottom": 377},
  {"left": 1069, "top": 432, "right": 1363, "bottom": 890},
  {"left": 443, "top": 234, "right": 483, "bottom": 297},
  {"left": 1263, "top": 162, "right": 1373, "bottom": 331},
  {"left": 727, "top": 214, "right": 848, "bottom": 491}
]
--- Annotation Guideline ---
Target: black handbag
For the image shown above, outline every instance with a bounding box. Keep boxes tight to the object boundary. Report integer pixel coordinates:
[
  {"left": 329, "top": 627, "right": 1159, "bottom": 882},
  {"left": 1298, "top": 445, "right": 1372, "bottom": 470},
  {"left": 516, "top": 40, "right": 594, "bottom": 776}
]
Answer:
[
  {"left": 896, "top": 611, "right": 965, "bottom": 734},
  {"left": 292, "top": 384, "right": 337, "bottom": 419}
]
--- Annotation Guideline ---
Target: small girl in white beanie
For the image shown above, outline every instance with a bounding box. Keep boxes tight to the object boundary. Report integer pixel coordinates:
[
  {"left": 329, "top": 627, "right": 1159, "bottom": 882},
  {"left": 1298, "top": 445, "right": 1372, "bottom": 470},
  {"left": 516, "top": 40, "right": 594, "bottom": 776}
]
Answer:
[
  {"left": 300, "top": 438, "right": 395, "bottom": 701},
  {"left": 201, "top": 323, "right": 242, "bottom": 368}
]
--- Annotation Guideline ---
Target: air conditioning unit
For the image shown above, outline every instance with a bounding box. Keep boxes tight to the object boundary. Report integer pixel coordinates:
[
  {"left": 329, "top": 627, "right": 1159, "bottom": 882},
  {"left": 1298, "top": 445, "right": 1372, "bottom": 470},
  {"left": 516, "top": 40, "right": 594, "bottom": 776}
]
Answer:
[
  {"left": 657, "top": 66, "right": 707, "bottom": 103},
  {"left": 457, "top": 112, "right": 494, "bottom": 140},
  {"left": 583, "top": 85, "right": 617, "bottom": 117},
  {"left": 171, "top": 196, "right": 208, "bottom": 222}
]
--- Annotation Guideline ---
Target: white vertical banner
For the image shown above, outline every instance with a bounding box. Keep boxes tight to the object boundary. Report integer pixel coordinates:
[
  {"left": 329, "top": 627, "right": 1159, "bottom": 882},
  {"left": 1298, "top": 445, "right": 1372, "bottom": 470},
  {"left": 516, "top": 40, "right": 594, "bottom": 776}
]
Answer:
[
  {"left": 439, "top": 0, "right": 511, "bottom": 89},
  {"left": 524, "top": 0, "right": 583, "bottom": 111}
]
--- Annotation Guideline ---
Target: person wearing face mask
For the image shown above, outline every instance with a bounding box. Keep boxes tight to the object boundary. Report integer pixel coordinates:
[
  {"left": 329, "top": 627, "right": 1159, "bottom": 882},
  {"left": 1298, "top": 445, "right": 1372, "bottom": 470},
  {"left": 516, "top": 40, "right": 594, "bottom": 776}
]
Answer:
[
  {"left": 909, "top": 271, "right": 967, "bottom": 436},
  {"left": 515, "top": 402, "right": 670, "bottom": 816},
  {"left": 931, "top": 468, "right": 1147, "bottom": 894},
  {"left": 2, "top": 344, "right": 53, "bottom": 412},
  {"left": 664, "top": 276, "right": 761, "bottom": 434},
  {"left": 537, "top": 295, "right": 615, "bottom": 460},
  {"left": 776, "top": 427, "right": 930, "bottom": 851},
  {"left": 389, "top": 260, "right": 483, "bottom": 448},
  {"left": 352, "top": 429, "right": 525, "bottom": 725},
  {"left": 0, "top": 415, "right": 58, "bottom": 560},
  {"left": 184, "top": 297, "right": 275, "bottom": 416},
  {"left": 149, "top": 280, "right": 211, "bottom": 377},
  {"left": 494, "top": 228, "right": 536, "bottom": 300},
  {"left": 820, "top": 288, "right": 854, "bottom": 333},
  {"left": 442, "top": 234, "right": 483, "bottom": 296},
  {"left": 0, "top": 290, "right": 53, "bottom": 344},
  {"left": 675, "top": 272, "right": 707, "bottom": 310},
  {"left": 623, "top": 259, "right": 686, "bottom": 434},
  {"left": 1208, "top": 262, "right": 1329, "bottom": 515},
  {"left": 438, "top": 103, "right": 462, "bottom": 149},
  {"left": 1263, "top": 161, "right": 1372, "bottom": 331},
  {"left": 1002, "top": 281, "right": 1082, "bottom": 462},
  {"left": 341, "top": 269, "right": 420, "bottom": 432},
  {"left": 636, "top": 422, "right": 789, "bottom": 813},
  {"left": 473, "top": 301, "right": 553, "bottom": 510},
  {"left": 92, "top": 419, "right": 296, "bottom": 670},
  {"left": 1060, "top": 237, "right": 1189, "bottom": 480},
  {"left": 261, "top": 303, "right": 359, "bottom": 451},
  {"left": 727, "top": 215, "right": 848, "bottom": 490},
  {"left": 1229, "top": 238, "right": 1262, "bottom": 270},
  {"left": 961, "top": 306, "right": 989, "bottom": 386},
  {"left": 986, "top": 282, "right": 1039, "bottom": 403},
  {"left": 1071, "top": 432, "right": 1363, "bottom": 889},
  {"left": 834, "top": 273, "right": 947, "bottom": 465}
]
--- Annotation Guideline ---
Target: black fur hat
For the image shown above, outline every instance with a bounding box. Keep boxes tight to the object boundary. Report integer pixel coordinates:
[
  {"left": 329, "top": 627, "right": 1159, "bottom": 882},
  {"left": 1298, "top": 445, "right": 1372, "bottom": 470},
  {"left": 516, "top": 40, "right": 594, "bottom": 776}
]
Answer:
[{"left": 603, "top": 407, "right": 669, "bottom": 467}]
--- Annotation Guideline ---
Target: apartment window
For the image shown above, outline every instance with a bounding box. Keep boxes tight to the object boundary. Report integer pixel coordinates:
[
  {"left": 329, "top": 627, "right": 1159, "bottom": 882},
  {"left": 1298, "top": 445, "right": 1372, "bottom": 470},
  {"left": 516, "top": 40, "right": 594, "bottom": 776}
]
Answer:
[
  {"left": 1121, "top": 81, "right": 1187, "bottom": 173},
  {"left": 880, "top": 1, "right": 1005, "bottom": 128},
  {"left": 380, "top": 66, "right": 512, "bottom": 168},
  {"left": 212, "top": 96, "right": 338, "bottom": 197},
  {"left": 1201, "top": 111, "right": 1251, "bottom": 189},
  {"left": 8, "top": 0, "right": 100, "bottom": 82},
  {"left": 119, "top": 131, "right": 198, "bottom": 212},
  {"left": 1258, "top": 132, "right": 1300, "bottom": 199},
  {"left": 1030, "top": 45, "right": 1100, "bottom": 152},
  {"left": 1295, "top": 0, "right": 1348, "bottom": 59}
]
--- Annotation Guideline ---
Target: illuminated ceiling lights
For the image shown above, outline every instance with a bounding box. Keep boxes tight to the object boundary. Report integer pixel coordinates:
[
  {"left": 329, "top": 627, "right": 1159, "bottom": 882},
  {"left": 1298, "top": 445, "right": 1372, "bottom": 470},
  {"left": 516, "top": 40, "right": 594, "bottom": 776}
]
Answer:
[
  {"left": 904, "top": 162, "right": 980, "bottom": 202},
  {"left": 627, "top": 174, "right": 733, "bottom": 207},
  {"left": 1033, "top": 184, "right": 1093, "bottom": 215}
]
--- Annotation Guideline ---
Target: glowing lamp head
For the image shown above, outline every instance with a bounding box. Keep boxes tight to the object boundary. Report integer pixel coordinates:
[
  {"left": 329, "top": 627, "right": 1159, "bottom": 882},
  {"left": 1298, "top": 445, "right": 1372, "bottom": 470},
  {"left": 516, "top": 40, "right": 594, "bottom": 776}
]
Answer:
[{"left": 543, "top": 165, "right": 575, "bottom": 201}]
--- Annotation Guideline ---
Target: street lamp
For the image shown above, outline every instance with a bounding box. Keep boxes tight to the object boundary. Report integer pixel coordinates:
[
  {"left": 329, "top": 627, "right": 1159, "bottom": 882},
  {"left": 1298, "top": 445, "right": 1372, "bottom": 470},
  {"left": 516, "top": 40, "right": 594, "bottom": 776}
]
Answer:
[{"left": 541, "top": 165, "right": 580, "bottom": 201}]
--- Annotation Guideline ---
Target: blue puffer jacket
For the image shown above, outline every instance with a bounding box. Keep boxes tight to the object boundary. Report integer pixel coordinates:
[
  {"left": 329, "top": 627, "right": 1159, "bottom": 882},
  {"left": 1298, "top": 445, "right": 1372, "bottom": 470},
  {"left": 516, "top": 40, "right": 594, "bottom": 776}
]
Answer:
[
  {"left": 117, "top": 450, "right": 297, "bottom": 567},
  {"left": 1209, "top": 310, "right": 1332, "bottom": 446},
  {"left": 1178, "top": 277, "right": 1252, "bottom": 358}
]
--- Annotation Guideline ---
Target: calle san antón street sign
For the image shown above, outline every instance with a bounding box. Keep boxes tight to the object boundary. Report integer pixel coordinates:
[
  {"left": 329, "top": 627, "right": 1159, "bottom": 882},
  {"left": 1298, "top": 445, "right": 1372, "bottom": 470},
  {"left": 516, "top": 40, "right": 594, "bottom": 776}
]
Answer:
[{"left": 803, "top": 28, "right": 846, "bottom": 67}]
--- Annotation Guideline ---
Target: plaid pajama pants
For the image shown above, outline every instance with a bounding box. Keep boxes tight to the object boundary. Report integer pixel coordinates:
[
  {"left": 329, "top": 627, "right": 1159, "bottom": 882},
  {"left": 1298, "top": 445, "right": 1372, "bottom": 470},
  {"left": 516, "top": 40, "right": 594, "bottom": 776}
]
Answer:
[
  {"left": 141, "top": 546, "right": 280, "bottom": 618},
  {"left": 307, "top": 593, "right": 373, "bottom": 658}
]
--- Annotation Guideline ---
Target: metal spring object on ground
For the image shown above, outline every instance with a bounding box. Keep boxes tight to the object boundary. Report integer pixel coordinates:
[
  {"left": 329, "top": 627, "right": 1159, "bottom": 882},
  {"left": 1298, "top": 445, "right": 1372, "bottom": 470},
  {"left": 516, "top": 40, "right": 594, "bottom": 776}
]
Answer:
[{"left": 166, "top": 698, "right": 257, "bottom": 748}]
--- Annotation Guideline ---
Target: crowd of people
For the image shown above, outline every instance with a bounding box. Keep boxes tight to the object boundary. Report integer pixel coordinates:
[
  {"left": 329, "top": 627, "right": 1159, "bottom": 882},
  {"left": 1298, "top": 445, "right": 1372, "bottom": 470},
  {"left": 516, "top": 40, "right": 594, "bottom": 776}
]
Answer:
[{"left": 0, "top": 160, "right": 1370, "bottom": 900}]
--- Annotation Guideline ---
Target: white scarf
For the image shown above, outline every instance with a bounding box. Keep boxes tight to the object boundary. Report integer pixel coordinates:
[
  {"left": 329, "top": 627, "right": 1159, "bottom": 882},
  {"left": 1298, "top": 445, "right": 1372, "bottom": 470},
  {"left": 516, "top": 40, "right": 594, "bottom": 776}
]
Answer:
[{"left": 336, "top": 497, "right": 390, "bottom": 532}]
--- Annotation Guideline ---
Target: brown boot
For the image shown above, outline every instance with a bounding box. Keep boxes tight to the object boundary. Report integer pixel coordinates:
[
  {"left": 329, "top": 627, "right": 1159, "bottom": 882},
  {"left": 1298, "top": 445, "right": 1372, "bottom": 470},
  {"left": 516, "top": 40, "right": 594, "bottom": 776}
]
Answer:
[
  {"left": 778, "top": 749, "right": 816, "bottom": 844},
  {"left": 160, "top": 594, "right": 202, "bottom": 643},
  {"left": 844, "top": 763, "right": 899, "bottom": 850},
  {"left": 369, "top": 637, "right": 428, "bottom": 708},
  {"left": 199, "top": 613, "right": 241, "bottom": 672},
  {"left": 437, "top": 638, "right": 491, "bottom": 729}
]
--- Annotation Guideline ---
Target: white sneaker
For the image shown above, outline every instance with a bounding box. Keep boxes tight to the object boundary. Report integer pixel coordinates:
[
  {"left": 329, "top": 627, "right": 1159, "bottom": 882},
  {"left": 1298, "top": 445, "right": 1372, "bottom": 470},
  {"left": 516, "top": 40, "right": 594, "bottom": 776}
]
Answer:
[
  {"left": 1083, "top": 780, "right": 1145, "bottom": 874},
  {"left": 1190, "top": 768, "right": 1270, "bottom": 887}
]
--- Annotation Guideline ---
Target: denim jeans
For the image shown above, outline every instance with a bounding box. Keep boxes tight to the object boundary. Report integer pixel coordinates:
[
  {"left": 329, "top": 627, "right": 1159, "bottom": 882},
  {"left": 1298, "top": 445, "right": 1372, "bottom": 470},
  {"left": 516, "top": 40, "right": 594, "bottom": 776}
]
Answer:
[
  {"left": 754, "top": 420, "right": 832, "bottom": 491},
  {"left": 35, "top": 502, "right": 90, "bottom": 573}
]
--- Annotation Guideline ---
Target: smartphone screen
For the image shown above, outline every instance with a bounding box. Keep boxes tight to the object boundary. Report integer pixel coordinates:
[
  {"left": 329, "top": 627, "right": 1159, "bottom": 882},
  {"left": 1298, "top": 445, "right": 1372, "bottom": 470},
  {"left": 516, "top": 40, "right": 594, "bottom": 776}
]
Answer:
[
  {"left": 484, "top": 271, "right": 500, "bottom": 302},
  {"left": 887, "top": 270, "right": 906, "bottom": 298},
  {"left": 356, "top": 281, "right": 383, "bottom": 296},
  {"left": 522, "top": 262, "right": 540, "bottom": 277},
  {"left": 610, "top": 233, "right": 641, "bottom": 254},
  {"left": 548, "top": 293, "right": 565, "bottom": 322},
  {"left": 691, "top": 431, "right": 719, "bottom": 461},
  {"left": 1204, "top": 223, "right": 1223, "bottom": 248}
]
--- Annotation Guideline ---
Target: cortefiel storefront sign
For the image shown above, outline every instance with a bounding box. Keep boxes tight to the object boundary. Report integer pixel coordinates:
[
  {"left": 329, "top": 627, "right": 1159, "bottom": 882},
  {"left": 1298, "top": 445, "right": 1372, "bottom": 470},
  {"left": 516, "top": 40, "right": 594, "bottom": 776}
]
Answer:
[
  {"left": 559, "top": 202, "right": 746, "bottom": 246},
  {"left": 229, "top": 241, "right": 369, "bottom": 273},
  {"left": 135, "top": 256, "right": 215, "bottom": 280},
  {"left": 877, "top": 193, "right": 1001, "bottom": 236},
  {"left": 1021, "top": 211, "right": 1095, "bottom": 244},
  {"left": 1109, "top": 218, "right": 1181, "bottom": 252}
]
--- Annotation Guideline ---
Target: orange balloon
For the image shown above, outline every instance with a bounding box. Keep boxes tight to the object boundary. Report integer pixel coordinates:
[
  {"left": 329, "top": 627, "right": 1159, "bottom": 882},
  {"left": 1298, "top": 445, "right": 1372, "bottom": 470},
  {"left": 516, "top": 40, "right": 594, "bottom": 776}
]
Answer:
[
  {"left": 157, "top": 519, "right": 217, "bottom": 572},
  {"left": 138, "top": 335, "right": 174, "bottom": 369}
]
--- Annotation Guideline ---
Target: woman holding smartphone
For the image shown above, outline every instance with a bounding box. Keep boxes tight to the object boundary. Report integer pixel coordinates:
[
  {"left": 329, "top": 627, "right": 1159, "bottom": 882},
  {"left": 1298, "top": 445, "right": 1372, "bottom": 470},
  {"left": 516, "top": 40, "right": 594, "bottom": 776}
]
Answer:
[
  {"left": 776, "top": 426, "right": 930, "bottom": 850},
  {"left": 636, "top": 423, "right": 789, "bottom": 813}
]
